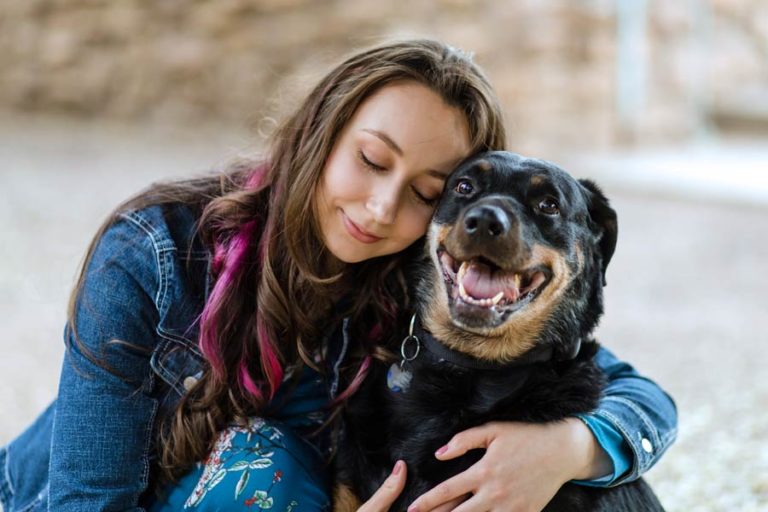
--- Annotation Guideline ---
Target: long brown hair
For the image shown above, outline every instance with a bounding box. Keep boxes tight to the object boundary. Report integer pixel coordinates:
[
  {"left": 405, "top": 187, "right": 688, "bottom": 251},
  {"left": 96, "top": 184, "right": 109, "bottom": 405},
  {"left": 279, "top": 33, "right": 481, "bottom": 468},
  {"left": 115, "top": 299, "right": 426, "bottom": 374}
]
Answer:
[{"left": 66, "top": 39, "right": 507, "bottom": 482}]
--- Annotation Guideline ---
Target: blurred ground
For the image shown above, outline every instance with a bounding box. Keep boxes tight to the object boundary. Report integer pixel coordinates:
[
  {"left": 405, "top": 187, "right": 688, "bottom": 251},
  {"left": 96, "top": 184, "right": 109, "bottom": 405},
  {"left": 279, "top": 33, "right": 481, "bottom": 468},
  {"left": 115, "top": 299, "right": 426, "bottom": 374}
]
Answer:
[{"left": 1, "top": 115, "right": 767, "bottom": 511}]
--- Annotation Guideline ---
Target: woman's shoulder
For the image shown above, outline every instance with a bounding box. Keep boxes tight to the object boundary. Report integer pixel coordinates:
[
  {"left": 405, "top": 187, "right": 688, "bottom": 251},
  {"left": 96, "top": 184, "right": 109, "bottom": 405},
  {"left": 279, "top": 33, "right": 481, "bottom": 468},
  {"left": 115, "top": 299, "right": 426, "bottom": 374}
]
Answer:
[
  {"left": 89, "top": 202, "right": 209, "bottom": 293},
  {"left": 67, "top": 201, "right": 210, "bottom": 399},
  {"left": 85, "top": 202, "right": 211, "bottom": 344},
  {"left": 117, "top": 202, "right": 208, "bottom": 260}
]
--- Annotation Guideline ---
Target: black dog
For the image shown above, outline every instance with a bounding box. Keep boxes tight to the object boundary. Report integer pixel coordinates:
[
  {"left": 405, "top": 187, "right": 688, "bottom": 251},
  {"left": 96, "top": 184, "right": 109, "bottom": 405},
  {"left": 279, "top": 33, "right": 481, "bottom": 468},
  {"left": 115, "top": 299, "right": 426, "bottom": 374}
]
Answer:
[{"left": 334, "top": 151, "right": 665, "bottom": 511}]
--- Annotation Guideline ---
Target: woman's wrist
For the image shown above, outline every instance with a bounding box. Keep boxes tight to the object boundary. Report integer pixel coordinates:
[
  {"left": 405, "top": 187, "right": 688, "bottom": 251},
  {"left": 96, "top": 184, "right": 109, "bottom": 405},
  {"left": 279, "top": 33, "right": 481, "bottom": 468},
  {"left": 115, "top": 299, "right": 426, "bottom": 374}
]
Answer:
[{"left": 562, "top": 417, "right": 613, "bottom": 481}]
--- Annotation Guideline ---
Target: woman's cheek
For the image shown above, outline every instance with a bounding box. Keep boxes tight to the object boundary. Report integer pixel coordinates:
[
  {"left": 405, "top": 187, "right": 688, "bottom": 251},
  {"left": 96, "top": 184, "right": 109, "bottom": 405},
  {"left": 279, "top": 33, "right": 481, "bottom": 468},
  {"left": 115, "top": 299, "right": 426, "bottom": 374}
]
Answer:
[
  {"left": 325, "top": 145, "right": 366, "bottom": 188},
  {"left": 405, "top": 207, "right": 433, "bottom": 241}
]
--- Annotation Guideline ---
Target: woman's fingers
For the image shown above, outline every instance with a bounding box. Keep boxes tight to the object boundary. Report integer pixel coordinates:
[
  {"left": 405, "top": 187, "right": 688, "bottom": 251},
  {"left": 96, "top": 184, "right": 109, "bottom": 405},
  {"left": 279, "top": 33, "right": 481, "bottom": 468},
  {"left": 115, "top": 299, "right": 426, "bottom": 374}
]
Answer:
[
  {"left": 448, "top": 494, "right": 491, "bottom": 512},
  {"left": 407, "top": 470, "right": 477, "bottom": 512},
  {"left": 435, "top": 423, "right": 498, "bottom": 461},
  {"left": 428, "top": 495, "right": 471, "bottom": 512},
  {"left": 359, "top": 460, "right": 407, "bottom": 512}
]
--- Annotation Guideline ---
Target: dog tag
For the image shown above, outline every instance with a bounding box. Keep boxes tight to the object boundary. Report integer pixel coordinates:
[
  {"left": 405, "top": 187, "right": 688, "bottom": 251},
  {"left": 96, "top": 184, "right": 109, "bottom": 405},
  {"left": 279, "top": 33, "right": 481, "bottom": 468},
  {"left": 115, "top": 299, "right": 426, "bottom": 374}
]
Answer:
[{"left": 387, "top": 363, "right": 412, "bottom": 393}]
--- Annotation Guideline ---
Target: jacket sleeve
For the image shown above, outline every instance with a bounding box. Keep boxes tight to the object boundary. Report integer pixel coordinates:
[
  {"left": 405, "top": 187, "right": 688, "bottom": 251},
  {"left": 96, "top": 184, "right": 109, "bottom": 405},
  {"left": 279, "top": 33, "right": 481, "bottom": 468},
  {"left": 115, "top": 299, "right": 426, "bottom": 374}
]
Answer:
[
  {"left": 49, "top": 214, "right": 164, "bottom": 511},
  {"left": 575, "top": 345, "right": 678, "bottom": 487}
]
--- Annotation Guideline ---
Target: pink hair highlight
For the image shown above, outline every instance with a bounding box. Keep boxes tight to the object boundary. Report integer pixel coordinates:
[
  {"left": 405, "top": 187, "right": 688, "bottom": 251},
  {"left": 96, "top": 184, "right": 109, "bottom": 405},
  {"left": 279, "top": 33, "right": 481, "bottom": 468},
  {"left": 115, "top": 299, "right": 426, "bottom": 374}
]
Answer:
[
  {"left": 199, "top": 164, "right": 285, "bottom": 403},
  {"left": 330, "top": 317, "right": 388, "bottom": 406},
  {"left": 331, "top": 355, "right": 372, "bottom": 406},
  {"left": 237, "top": 360, "right": 263, "bottom": 400},
  {"left": 250, "top": 186, "right": 284, "bottom": 401},
  {"left": 198, "top": 219, "right": 257, "bottom": 379},
  {"left": 367, "top": 323, "right": 383, "bottom": 342},
  {"left": 255, "top": 308, "right": 284, "bottom": 400}
]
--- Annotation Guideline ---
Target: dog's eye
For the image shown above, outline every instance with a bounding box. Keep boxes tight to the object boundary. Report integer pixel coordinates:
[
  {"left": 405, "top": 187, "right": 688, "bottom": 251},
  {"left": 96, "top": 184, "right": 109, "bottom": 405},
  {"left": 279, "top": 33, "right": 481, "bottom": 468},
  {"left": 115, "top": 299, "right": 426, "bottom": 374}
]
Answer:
[
  {"left": 537, "top": 198, "right": 560, "bottom": 216},
  {"left": 455, "top": 179, "right": 474, "bottom": 195}
]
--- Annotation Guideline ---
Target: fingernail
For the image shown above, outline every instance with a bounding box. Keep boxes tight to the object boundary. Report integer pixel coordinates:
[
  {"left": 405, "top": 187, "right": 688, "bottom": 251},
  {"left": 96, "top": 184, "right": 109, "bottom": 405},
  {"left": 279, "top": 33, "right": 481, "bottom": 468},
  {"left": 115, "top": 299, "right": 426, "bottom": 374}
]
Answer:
[
  {"left": 435, "top": 444, "right": 449, "bottom": 456},
  {"left": 392, "top": 460, "right": 403, "bottom": 475},
  {"left": 407, "top": 505, "right": 419, "bottom": 512}
]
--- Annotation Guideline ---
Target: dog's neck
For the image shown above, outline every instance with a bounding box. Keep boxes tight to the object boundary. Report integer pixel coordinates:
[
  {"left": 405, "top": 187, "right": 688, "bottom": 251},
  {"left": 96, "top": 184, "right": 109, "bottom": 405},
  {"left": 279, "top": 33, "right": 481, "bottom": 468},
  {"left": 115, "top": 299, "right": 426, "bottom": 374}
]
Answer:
[{"left": 412, "top": 317, "right": 558, "bottom": 371}]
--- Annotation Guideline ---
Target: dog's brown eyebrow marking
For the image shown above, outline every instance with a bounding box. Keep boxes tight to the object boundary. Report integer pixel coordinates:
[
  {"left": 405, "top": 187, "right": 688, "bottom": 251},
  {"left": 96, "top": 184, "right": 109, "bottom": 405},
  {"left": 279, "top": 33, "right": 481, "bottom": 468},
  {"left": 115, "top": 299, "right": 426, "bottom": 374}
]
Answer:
[
  {"left": 530, "top": 175, "right": 547, "bottom": 186},
  {"left": 475, "top": 160, "right": 492, "bottom": 171}
]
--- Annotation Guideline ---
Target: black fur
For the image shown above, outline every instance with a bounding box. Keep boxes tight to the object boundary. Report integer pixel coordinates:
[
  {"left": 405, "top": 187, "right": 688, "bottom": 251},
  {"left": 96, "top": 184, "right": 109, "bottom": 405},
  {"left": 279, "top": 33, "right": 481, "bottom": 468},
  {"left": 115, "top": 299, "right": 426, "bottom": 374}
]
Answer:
[{"left": 335, "top": 152, "right": 664, "bottom": 511}]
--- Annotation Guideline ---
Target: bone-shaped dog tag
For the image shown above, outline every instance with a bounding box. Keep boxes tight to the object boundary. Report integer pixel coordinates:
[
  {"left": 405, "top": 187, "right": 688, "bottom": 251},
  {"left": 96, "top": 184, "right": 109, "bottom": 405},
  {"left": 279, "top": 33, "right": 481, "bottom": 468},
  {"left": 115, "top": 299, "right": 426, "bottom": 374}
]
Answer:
[{"left": 387, "top": 363, "right": 412, "bottom": 393}]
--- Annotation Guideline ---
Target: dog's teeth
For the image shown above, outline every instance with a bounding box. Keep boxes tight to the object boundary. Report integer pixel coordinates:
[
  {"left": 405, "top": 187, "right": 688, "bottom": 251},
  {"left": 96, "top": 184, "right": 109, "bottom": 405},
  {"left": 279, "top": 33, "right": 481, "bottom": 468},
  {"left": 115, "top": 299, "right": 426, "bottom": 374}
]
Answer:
[
  {"left": 491, "top": 291, "right": 504, "bottom": 305},
  {"left": 459, "top": 282, "right": 468, "bottom": 300},
  {"left": 514, "top": 274, "right": 522, "bottom": 289},
  {"left": 458, "top": 261, "right": 468, "bottom": 282}
]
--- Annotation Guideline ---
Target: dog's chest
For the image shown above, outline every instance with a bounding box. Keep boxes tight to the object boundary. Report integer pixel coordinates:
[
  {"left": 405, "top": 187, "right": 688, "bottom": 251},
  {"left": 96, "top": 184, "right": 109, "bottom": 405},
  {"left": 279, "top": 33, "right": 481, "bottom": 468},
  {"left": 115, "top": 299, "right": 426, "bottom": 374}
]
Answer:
[
  {"left": 383, "top": 365, "right": 532, "bottom": 447},
  {"left": 381, "top": 357, "right": 603, "bottom": 455}
]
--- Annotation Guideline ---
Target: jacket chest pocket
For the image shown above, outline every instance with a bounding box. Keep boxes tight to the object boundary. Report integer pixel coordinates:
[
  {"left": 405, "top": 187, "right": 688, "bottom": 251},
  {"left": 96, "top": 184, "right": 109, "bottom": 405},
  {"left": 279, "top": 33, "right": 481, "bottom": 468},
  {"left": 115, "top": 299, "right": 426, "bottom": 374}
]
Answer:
[{"left": 150, "top": 337, "right": 205, "bottom": 400}]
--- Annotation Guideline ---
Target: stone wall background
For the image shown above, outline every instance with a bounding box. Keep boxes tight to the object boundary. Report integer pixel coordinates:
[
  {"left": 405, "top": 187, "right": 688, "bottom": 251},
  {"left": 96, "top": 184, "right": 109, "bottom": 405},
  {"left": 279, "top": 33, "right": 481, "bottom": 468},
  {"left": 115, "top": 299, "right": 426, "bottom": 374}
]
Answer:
[{"left": 1, "top": 0, "right": 767, "bottom": 153}]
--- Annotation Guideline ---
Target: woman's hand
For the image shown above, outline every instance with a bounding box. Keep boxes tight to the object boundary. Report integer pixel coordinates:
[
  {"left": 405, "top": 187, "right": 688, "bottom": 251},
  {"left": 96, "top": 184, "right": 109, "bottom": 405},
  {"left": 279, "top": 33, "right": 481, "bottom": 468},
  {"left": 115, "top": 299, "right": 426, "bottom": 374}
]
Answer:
[
  {"left": 357, "top": 460, "right": 408, "bottom": 512},
  {"left": 357, "top": 460, "right": 464, "bottom": 512},
  {"left": 407, "top": 419, "right": 612, "bottom": 512}
]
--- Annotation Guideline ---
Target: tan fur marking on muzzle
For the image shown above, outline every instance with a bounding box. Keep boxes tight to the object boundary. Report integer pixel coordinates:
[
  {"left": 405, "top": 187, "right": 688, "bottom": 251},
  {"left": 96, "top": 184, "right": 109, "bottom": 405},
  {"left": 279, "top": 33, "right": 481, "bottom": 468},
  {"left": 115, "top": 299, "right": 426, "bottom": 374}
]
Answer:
[{"left": 432, "top": 224, "right": 451, "bottom": 247}]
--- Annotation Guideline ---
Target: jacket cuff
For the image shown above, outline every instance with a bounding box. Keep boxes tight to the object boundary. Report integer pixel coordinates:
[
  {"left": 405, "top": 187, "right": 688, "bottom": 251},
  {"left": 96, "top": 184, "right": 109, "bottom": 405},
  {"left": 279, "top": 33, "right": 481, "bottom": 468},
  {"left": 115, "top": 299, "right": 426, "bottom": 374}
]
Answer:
[
  {"left": 590, "top": 396, "right": 677, "bottom": 486},
  {"left": 571, "top": 413, "right": 633, "bottom": 487}
]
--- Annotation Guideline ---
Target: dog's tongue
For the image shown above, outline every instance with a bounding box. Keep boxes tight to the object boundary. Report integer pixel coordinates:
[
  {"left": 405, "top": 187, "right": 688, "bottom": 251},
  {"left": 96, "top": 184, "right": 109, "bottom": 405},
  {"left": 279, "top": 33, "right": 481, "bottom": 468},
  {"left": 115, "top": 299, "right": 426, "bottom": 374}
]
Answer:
[{"left": 460, "top": 261, "right": 520, "bottom": 301}]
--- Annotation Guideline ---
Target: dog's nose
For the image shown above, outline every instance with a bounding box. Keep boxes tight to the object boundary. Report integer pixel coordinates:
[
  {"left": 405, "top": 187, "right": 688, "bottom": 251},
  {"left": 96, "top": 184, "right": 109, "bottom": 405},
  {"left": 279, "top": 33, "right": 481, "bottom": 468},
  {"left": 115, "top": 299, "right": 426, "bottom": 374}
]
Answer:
[{"left": 463, "top": 205, "right": 510, "bottom": 237}]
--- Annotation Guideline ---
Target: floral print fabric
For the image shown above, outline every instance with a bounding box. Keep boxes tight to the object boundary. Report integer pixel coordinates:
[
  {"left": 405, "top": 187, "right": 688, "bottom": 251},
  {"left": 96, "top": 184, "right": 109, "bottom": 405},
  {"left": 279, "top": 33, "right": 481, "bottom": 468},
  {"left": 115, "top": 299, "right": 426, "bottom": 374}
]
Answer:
[
  {"left": 148, "top": 364, "right": 332, "bottom": 511},
  {"left": 148, "top": 417, "right": 330, "bottom": 511}
]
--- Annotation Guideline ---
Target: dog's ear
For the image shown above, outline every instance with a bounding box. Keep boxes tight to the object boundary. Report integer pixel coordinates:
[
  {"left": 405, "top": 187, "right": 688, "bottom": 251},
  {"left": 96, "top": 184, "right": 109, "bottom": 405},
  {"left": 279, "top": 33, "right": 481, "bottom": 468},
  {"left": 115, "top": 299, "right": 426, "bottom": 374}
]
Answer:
[{"left": 578, "top": 179, "right": 618, "bottom": 286}]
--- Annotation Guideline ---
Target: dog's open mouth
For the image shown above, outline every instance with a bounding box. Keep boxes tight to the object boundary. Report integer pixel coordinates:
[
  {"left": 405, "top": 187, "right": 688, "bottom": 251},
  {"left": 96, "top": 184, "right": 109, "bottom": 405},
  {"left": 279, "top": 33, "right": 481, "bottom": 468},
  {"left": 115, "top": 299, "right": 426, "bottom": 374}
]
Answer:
[{"left": 438, "top": 248, "right": 550, "bottom": 312}]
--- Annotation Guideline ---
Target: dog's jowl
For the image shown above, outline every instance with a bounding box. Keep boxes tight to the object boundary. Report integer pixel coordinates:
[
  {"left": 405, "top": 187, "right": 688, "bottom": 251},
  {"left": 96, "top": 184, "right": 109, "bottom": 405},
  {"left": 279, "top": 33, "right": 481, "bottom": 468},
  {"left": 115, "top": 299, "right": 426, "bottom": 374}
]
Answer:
[{"left": 335, "top": 151, "right": 665, "bottom": 512}]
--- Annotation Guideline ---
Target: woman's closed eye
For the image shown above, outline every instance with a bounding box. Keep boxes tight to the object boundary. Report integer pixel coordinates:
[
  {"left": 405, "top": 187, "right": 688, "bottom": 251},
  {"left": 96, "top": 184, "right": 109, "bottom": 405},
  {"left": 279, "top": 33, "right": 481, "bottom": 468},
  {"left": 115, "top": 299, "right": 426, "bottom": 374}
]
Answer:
[
  {"left": 358, "top": 150, "right": 387, "bottom": 172},
  {"left": 411, "top": 186, "right": 440, "bottom": 207},
  {"left": 358, "top": 148, "right": 441, "bottom": 206}
]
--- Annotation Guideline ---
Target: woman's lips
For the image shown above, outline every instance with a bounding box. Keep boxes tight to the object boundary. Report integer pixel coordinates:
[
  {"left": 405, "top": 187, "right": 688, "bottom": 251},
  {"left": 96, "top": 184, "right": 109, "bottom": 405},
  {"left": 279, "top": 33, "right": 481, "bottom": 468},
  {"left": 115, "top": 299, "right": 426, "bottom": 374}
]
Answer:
[{"left": 340, "top": 210, "right": 382, "bottom": 244}]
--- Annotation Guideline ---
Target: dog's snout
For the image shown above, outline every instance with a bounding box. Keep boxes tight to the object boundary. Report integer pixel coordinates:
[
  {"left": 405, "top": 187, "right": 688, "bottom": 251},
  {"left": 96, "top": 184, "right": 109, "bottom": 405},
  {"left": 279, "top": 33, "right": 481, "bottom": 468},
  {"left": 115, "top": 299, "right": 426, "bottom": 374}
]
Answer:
[
  {"left": 446, "top": 196, "right": 529, "bottom": 271},
  {"left": 463, "top": 205, "right": 510, "bottom": 238}
]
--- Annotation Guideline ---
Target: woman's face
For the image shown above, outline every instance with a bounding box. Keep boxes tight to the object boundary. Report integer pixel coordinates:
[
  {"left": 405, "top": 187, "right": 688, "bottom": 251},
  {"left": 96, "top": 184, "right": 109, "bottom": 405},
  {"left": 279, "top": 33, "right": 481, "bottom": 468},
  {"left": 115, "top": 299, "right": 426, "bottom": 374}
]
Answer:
[{"left": 315, "top": 81, "right": 471, "bottom": 263}]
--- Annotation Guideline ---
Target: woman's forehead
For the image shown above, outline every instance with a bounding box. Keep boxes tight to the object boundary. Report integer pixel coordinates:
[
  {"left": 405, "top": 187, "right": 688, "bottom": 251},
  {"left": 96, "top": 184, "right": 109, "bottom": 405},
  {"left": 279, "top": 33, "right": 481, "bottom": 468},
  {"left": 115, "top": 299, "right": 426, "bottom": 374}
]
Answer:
[{"left": 348, "top": 82, "right": 471, "bottom": 168}]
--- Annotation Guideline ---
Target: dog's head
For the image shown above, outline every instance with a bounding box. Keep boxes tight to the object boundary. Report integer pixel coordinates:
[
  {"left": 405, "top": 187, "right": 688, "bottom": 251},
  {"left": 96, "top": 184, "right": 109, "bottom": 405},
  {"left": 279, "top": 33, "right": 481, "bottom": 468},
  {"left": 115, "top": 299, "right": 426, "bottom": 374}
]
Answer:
[{"left": 416, "top": 151, "right": 617, "bottom": 362}]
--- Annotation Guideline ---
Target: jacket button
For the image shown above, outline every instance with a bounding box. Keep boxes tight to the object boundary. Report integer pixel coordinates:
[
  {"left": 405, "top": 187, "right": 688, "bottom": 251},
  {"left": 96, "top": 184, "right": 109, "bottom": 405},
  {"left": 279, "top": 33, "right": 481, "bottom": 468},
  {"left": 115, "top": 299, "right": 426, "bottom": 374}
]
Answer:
[
  {"left": 641, "top": 438, "right": 653, "bottom": 453},
  {"left": 183, "top": 376, "right": 199, "bottom": 391}
]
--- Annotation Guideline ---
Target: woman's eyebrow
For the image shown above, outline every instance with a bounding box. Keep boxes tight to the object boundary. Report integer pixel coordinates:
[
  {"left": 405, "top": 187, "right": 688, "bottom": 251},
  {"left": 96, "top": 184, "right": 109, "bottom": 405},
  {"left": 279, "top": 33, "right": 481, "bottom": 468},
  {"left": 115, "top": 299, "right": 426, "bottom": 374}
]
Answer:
[
  {"left": 362, "top": 128, "right": 403, "bottom": 156},
  {"left": 426, "top": 169, "right": 449, "bottom": 180},
  {"left": 362, "top": 128, "right": 451, "bottom": 180}
]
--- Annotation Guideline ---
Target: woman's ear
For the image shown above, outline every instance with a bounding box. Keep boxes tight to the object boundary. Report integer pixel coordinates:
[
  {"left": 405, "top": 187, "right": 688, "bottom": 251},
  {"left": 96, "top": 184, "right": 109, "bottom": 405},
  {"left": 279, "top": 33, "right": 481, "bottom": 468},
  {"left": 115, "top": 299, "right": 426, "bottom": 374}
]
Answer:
[{"left": 578, "top": 179, "right": 618, "bottom": 286}]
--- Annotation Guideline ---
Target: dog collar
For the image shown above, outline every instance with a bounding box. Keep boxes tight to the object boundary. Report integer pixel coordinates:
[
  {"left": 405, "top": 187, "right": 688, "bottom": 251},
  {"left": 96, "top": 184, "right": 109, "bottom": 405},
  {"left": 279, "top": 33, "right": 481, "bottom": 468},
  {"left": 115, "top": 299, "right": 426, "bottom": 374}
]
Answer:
[
  {"left": 386, "top": 315, "right": 420, "bottom": 393},
  {"left": 412, "top": 316, "right": 555, "bottom": 371},
  {"left": 387, "top": 314, "right": 563, "bottom": 393}
]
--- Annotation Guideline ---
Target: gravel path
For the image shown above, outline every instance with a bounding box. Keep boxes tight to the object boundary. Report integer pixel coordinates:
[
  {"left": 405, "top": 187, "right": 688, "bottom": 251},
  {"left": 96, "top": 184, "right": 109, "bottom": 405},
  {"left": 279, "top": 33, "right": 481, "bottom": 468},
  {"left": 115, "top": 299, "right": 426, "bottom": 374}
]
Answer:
[{"left": 1, "top": 116, "right": 766, "bottom": 511}]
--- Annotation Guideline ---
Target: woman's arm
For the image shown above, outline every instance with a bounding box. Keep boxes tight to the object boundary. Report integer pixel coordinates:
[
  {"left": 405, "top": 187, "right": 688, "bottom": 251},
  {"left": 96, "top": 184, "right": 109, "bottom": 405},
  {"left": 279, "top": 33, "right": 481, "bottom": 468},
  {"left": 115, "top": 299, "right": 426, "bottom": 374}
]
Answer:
[
  {"left": 575, "top": 345, "right": 678, "bottom": 486},
  {"left": 406, "top": 346, "right": 677, "bottom": 511},
  {"left": 49, "top": 215, "right": 165, "bottom": 511}
]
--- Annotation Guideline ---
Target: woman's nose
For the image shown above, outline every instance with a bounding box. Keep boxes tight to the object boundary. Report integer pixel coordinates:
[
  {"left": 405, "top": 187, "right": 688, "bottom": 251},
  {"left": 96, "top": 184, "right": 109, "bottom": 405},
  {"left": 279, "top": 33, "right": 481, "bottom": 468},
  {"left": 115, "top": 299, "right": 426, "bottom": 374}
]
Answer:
[{"left": 365, "top": 189, "right": 399, "bottom": 225}]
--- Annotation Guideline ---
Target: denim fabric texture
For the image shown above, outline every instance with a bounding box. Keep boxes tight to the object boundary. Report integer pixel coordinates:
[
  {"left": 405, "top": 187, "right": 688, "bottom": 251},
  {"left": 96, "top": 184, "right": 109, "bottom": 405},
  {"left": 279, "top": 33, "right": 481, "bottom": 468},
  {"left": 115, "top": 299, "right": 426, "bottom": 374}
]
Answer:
[
  {"left": 0, "top": 203, "right": 677, "bottom": 511},
  {"left": 585, "top": 347, "right": 678, "bottom": 486}
]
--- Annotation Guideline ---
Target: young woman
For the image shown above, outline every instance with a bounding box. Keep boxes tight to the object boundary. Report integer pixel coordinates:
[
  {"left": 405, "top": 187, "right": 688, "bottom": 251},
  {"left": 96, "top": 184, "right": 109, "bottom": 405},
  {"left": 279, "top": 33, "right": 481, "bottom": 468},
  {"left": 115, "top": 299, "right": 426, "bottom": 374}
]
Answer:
[{"left": 0, "top": 40, "right": 676, "bottom": 512}]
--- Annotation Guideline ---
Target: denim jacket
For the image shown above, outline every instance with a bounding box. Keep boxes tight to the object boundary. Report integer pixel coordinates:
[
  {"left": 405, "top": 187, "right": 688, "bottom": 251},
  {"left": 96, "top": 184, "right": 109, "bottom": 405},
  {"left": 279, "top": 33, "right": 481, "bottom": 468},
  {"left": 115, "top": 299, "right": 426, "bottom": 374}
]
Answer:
[{"left": 0, "top": 203, "right": 677, "bottom": 512}]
